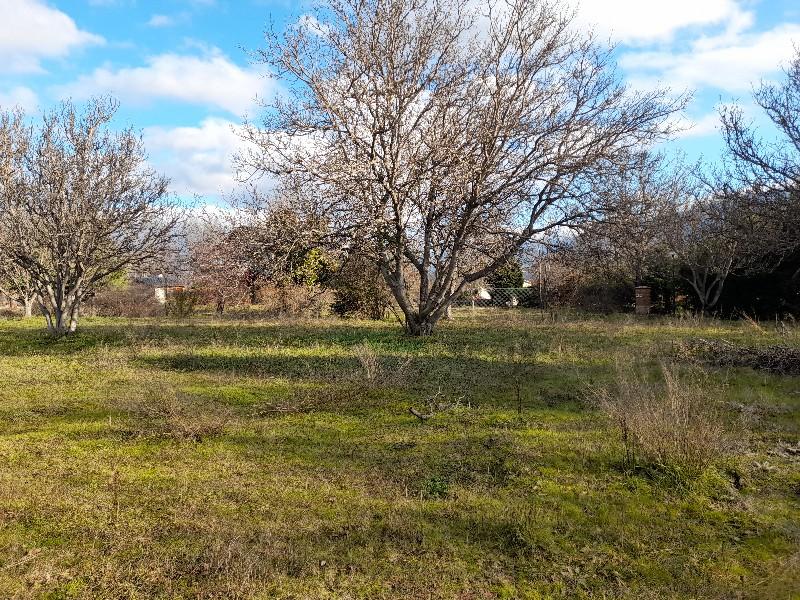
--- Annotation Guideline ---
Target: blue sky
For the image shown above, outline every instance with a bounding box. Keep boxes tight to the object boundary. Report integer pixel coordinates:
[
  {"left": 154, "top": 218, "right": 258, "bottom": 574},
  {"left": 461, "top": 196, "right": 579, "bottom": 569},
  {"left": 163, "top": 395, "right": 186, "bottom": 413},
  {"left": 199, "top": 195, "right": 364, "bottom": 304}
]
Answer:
[{"left": 1, "top": 0, "right": 799, "bottom": 201}]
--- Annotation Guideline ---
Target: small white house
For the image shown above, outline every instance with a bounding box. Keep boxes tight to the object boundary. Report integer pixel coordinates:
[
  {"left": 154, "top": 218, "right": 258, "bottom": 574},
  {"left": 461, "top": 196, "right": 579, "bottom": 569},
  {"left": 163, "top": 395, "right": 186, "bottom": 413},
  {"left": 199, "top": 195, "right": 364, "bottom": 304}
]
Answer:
[{"left": 154, "top": 285, "right": 187, "bottom": 304}]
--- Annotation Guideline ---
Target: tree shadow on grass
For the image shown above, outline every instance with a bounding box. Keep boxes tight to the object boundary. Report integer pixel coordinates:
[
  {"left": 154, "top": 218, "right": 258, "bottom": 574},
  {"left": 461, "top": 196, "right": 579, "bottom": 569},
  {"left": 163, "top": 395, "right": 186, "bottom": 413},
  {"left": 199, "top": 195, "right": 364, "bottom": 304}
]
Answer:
[
  {"left": 0, "top": 313, "right": 603, "bottom": 360},
  {"left": 0, "top": 318, "right": 427, "bottom": 357},
  {"left": 136, "top": 347, "right": 596, "bottom": 414},
  {"left": 8, "top": 406, "right": 686, "bottom": 598}
]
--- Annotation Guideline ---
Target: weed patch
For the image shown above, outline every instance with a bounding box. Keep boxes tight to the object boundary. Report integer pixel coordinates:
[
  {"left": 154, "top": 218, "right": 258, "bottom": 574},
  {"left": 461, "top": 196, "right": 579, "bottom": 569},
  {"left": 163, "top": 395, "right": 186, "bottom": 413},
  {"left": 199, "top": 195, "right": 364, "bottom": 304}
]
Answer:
[
  {"left": 680, "top": 338, "right": 800, "bottom": 376},
  {"left": 125, "top": 380, "right": 232, "bottom": 442},
  {"left": 593, "top": 362, "right": 730, "bottom": 483}
]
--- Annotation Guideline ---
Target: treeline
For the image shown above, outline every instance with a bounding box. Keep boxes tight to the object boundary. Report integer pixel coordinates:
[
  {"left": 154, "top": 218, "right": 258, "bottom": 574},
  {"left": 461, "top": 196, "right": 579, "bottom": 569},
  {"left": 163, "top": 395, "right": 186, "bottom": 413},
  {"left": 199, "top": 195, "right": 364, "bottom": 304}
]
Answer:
[
  {"left": 1, "top": 0, "right": 799, "bottom": 335},
  {"left": 538, "top": 150, "right": 800, "bottom": 317}
]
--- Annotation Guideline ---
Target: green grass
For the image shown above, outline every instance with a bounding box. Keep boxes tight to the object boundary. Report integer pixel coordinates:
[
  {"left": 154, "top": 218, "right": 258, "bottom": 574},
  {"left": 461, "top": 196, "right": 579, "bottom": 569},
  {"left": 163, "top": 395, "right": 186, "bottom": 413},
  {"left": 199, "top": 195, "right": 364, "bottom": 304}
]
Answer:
[{"left": 0, "top": 310, "right": 798, "bottom": 599}]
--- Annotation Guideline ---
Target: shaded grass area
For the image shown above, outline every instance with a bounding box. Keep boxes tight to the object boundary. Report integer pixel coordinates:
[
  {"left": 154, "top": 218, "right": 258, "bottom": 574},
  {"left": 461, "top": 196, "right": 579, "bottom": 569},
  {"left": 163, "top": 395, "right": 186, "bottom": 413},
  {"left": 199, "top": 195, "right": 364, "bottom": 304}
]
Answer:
[{"left": 0, "top": 310, "right": 798, "bottom": 598}]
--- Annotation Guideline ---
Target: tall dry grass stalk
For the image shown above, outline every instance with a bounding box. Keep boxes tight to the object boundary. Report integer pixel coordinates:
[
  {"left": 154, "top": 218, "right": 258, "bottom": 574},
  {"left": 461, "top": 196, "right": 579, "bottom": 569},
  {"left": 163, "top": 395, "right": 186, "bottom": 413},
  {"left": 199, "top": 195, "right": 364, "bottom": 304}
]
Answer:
[
  {"left": 126, "top": 380, "right": 231, "bottom": 442},
  {"left": 354, "top": 341, "right": 381, "bottom": 382},
  {"left": 352, "top": 340, "right": 413, "bottom": 387},
  {"left": 594, "top": 361, "right": 728, "bottom": 480}
]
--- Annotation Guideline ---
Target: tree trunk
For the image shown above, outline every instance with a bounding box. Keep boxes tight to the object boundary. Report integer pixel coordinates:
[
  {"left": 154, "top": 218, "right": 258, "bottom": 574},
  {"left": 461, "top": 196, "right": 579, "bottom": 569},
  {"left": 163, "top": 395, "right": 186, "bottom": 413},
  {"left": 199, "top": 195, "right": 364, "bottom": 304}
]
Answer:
[
  {"left": 39, "top": 289, "right": 81, "bottom": 336},
  {"left": 22, "top": 296, "right": 33, "bottom": 318},
  {"left": 381, "top": 264, "right": 458, "bottom": 336},
  {"left": 43, "top": 304, "right": 78, "bottom": 336},
  {"left": 685, "top": 268, "right": 725, "bottom": 318},
  {"left": 445, "top": 282, "right": 454, "bottom": 320},
  {"left": 68, "top": 298, "right": 80, "bottom": 333},
  {"left": 405, "top": 313, "right": 437, "bottom": 336}
]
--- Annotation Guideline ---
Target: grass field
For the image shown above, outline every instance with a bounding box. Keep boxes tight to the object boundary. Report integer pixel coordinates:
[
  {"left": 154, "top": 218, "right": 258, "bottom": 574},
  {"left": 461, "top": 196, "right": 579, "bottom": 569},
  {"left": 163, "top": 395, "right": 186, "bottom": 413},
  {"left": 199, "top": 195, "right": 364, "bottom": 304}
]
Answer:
[{"left": 0, "top": 310, "right": 798, "bottom": 599}]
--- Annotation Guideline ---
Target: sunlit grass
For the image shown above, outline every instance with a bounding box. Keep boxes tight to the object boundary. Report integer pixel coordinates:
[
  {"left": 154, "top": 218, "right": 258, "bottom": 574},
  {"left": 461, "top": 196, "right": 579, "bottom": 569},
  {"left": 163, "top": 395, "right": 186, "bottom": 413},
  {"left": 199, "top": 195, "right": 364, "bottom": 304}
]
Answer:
[{"left": 0, "top": 310, "right": 798, "bottom": 598}]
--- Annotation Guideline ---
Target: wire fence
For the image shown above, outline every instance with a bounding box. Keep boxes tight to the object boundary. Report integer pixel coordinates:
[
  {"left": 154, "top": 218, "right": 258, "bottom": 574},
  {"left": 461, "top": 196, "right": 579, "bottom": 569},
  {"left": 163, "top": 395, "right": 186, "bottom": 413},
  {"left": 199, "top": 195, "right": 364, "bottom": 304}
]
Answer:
[{"left": 451, "top": 287, "right": 542, "bottom": 309}]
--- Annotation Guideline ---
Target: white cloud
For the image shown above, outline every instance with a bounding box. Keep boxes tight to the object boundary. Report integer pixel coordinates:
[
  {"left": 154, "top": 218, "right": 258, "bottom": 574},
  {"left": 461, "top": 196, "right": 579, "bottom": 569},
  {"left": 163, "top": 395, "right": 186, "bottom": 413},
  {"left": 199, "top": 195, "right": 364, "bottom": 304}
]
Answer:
[
  {"left": 147, "top": 14, "right": 176, "bottom": 28},
  {"left": 672, "top": 112, "right": 721, "bottom": 140},
  {"left": 621, "top": 24, "right": 800, "bottom": 93},
  {"left": 143, "top": 118, "right": 244, "bottom": 197},
  {"left": 572, "top": 0, "right": 752, "bottom": 45},
  {"left": 0, "top": 86, "right": 39, "bottom": 112},
  {"left": 56, "top": 49, "right": 271, "bottom": 115},
  {"left": 0, "top": 0, "right": 103, "bottom": 73}
]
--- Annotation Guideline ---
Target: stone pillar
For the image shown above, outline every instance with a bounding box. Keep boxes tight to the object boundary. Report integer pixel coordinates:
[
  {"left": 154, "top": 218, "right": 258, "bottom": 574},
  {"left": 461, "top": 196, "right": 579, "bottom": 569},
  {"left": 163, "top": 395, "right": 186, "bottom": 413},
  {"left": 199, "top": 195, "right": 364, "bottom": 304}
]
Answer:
[{"left": 635, "top": 286, "right": 651, "bottom": 315}]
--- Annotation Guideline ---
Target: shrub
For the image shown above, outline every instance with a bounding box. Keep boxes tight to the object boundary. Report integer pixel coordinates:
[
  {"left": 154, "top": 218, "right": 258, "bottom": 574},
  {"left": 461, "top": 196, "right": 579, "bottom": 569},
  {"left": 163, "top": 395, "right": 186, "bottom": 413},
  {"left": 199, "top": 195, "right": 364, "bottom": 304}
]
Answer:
[
  {"left": 127, "top": 382, "right": 231, "bottom": 442},
  {"left": 420, "top": 476, "right": 449, "bottom": 499},
  {"left": 0, "top": 306, "right": 20, "bottom": 318},
  {"left": 87, "top": 283, "right": 164, "bottom": 317},
  {"left": 354, "top": 341, "right": 381, "bottom": 383},
  {"left": 258, "top": 284, "right": 333, "bottom": 317},
  {"left": 350, "top": 340, "right": 413, "bottom": 388},
  {"left": 291, "top": 247, "right": 336, "bottom": 288},
  {"left": 329, "top": 254, "right": 393, "bottom": 319},
  {"left": 166, "top": 289, "right": 199, "bottom": 318},
  {"left": 574, "top": 279, "right": 633, "bottom": 313},
  {"left": 680, "top": 338, "right": 800, "bottom": 377},
  {"left": 593, "top": 362, "right": 728, "bottom": 481}
]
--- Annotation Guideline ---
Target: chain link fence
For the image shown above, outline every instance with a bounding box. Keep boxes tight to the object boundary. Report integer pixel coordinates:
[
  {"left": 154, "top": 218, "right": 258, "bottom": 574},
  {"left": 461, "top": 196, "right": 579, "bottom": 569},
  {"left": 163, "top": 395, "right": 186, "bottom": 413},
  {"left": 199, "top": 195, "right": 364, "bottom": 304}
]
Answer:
[{"left": 452, "top": 287, "right": 542, "bottom": 308}]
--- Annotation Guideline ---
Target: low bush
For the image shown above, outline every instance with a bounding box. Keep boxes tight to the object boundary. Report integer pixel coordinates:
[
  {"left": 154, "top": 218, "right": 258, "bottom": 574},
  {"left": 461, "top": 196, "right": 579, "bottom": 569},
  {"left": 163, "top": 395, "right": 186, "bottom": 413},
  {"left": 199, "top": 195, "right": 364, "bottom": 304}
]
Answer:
[
  {"left": 574, "top": 280, "right": 633, "bottom": 313},
  {"left": 258, "top": 284, "right": 333, "bottom": 317},
  {"left": 166, "top": 289, "right": 199, "bottom": 318},
  {"left": 420, "top": 476, "right": 449, "bottom": 499},
  {"left": 352, "top": 340, "right": 413, "bottom": 388},
  {"left": 593, "top": 362, "right": 728, "bottom": 481},
  {"left": 329, "top": 254, "right": 393, "bottom": 319},
  {"left": 127, "top": 382, "right": 231, "bottom": 442},
  {"left": 680, "top": 338, "right": 800, "bottom": 376},
  {"left": 0, "top": 306, "right": 20, "bottom": 318},
  {"left": 354, "top": 341, "right": 381, "bottom": 383},
  {"left": 86, "top": 284, "right": 164, "bottom": 317}
]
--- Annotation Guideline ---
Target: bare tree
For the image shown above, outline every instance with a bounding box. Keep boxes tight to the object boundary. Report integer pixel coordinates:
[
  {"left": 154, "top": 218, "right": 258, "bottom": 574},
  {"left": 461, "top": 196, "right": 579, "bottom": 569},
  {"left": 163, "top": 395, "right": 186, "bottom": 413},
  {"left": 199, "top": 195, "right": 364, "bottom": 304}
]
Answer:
[
  {"left": 721, "top": 48, "right": 800, "bottom": 195},
  {"left": 238, "top": 0, "right": 686, "bottom": 335},
  {"left": 666, "top": 197, "right": 735, "bottom": 315},
  {"left": 718, "top": 47, "right": 800, "bottom": 267},
  {"left": 664, "top": 50, "right": 800, "bottom": 315},
  {"left": 571, "top": 151, "right": 686, "bottom": 286},
  {"left": 0, "top": 98, "right": 179, "bottom": 336},
  {"left": 226, "top": 183, "right": 339, "bottom": 291},
  {"left": 231, "top": 191, "right": 319, "bottom": 284},
  {"left": 189, "top": 215, "right": 250, "bottom": 315},
  {"left": 0, "top": 258, "right": 37, "bottom": 317},
  {"left": 0, "top": 109, "right": 37, "bottom": 316},
  {"left": 664, "top": 188, "right": 786, "bottom": 315}
]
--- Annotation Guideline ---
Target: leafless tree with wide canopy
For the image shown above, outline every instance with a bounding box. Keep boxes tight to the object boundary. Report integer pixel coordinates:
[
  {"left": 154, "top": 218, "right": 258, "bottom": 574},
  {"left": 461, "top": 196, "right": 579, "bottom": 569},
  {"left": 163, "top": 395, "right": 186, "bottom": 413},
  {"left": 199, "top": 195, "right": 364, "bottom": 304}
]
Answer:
[
  {"left": 238, "top": 0, "right": 687, "bottom": 334},
  {"left": 716, "top": 47, "right": 800, "bottom": 273},
  {"left": 565, "top": 151, "right": 686, "bottom": 287},
  {"left": 0, "top": 98, "right": 180, "bottom": 336}
]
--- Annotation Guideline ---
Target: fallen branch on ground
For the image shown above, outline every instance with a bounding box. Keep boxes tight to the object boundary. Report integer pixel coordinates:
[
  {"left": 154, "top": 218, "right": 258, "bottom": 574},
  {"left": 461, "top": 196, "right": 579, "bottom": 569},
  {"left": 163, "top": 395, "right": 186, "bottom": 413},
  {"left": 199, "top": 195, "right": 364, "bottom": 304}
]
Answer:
[
  {"left": 409, "top": 407, "right": 433, "bottom": 422},
  {"left": 678, "top": 338, "right": 800, "bottom": 376}
]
